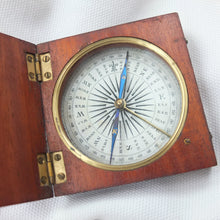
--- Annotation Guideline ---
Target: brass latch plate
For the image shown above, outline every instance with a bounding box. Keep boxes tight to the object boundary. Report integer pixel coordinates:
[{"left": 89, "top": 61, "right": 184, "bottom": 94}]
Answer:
[
  {"left": 26, "top": 53, "right": 53, "bottom": 82},
  {"left": 37, "top": 151, "right": 67, "bottom": 186}
]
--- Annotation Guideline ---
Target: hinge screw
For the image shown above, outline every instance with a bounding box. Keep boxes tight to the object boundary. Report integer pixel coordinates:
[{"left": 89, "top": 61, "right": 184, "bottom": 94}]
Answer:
[
  {"left": 44, "top": 72, "right": 52, "bottom": 79},
  {"left": 27, "top": 56, "right": 33, "bottom": 63},
  {"left": 38, "top": 157, "right": 45, "bottom": 164},
  {"left": 57, "top": 173, "right": 65, "bottom": 180},
  {"left": 184, "top": 138, "right": 191, "bottom": 144},
  {"left": 40, "top": 176, "right": 47, "bottom": 185},
  {"left": 29, "top": 72, "right": 35, "bottom": 79},
  {"left": 43, "top": 55, "right": 50, "bottom": 62},
  {"left": 54, "top": 154, "right": 61, "bottom": 161}
]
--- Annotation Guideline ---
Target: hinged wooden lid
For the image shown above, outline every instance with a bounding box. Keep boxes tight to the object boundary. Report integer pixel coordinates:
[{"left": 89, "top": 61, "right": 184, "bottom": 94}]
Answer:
[{"left": 0, "top": 33, "right": 53, "bottom": 207}]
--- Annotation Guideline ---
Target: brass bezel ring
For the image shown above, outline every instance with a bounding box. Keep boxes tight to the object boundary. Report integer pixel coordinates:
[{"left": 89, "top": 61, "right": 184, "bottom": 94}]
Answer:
[{"left": 52, "top": 37, "right": 188, "bottom": 171}]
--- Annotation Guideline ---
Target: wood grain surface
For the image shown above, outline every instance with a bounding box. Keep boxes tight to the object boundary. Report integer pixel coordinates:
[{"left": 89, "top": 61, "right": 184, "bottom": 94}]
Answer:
[
  {"left": 38, "top": 13, "right": 216, "bottom": 197},
  {"left": 0, "top": 34, "right": 52, "bottom": 207}
]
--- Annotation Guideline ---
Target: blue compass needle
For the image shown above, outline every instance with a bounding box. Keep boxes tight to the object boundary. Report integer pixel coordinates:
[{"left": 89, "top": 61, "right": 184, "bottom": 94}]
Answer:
[
  {"left": 110, "top": 51, "right": 128, "bottom": 164},
  {"left": 119, "top": 51, "right": 129, "bottom": 98},
  {"left": 110, "top": 109, "right": 120, "bottom": 164}
]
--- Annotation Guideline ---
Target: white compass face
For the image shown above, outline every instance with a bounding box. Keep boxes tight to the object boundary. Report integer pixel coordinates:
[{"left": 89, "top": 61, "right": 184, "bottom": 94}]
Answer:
[{"left": 58, "top": 42, "right": 186, "bottom": 169}]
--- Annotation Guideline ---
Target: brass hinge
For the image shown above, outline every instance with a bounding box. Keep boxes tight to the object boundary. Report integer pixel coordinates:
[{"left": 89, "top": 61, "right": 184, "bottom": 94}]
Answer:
[
  {"left": 37, "top": 151, "right": 67, "bottom": 186},
  {"left": 26, "top": 53, "right": 53, "bottom": 82}
]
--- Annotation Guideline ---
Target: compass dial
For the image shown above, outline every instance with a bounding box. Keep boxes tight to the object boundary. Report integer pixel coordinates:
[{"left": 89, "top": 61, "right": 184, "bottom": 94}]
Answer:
[{"left": 53, "top": 37, "right": 188, "bottom": 170}]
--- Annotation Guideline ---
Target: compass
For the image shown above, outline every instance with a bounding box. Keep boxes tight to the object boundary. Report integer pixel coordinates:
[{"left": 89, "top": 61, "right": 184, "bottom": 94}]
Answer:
[
  {"left": 53, "top": 37, "right": 188, "bottom": 170},
  {"left": 0, "top": 13, "right": 216, "bottom": 207}
]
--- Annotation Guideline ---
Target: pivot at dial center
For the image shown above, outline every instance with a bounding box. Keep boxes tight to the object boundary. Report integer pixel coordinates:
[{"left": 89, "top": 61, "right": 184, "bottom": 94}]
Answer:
[{"left": 114, "top": 98, "right": 126, "bottom": 109}]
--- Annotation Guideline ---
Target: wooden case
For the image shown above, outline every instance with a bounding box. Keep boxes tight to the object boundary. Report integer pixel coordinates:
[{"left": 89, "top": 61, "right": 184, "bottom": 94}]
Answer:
[{"left": 0, "top": 13, "right": 217, "bottom": 207}]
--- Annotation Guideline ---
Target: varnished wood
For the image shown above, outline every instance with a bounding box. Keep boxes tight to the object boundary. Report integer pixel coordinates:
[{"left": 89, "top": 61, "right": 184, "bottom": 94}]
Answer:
[
  {"left": 0, "top": 34, "right": 52, "bottom": 207},
  {"left": 38, "top": 13, "right": 217, "bottom": 197}
]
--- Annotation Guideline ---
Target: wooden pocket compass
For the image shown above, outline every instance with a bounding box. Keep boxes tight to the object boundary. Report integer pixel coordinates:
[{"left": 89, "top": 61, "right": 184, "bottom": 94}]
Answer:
[{"left": 0, "top": 13, "right": 217, "bottom": 207}]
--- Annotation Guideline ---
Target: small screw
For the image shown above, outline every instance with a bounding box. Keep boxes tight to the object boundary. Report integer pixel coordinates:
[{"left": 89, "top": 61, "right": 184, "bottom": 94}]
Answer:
[
  {"left": 57, "top": 173, "right": 65, "bottom": 180},
  {"left": 54, "top": 154, "right": 61, "bottom": 161},
  {"left": 43, "top": 55, "right": 50, "bottom": 62},
  {"left": 184, "top": 138, "right": 191, "bottom": 144},
  {"left": 44, "top": 72, "right": 51, "bottom": 79},
  {"left": 29, "top": 72, "right": 35, "bottom": 79},
  {"left": 27, "top": 56, "right": 33, "bottom": 62},
  {"left": 41, "top": 176, "right": 47, "bottom": 184},
  {"left": 38, "top": 157, "right": 45, "bottom": 164}
]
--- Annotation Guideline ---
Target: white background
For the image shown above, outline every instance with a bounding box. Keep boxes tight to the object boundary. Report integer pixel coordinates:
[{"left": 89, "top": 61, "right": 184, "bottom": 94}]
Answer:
[{"left": 0, "top": 1, "right": 219, "bottom": 219}]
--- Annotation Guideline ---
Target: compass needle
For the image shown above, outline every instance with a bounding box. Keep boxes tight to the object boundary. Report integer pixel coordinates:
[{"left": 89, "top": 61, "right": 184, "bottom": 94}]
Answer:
[
  {"left": 124, "top": 106, "right": 171, "bottom": 137},
  {"left": 119, "top": 51, "right": 129, "bottom": 99},
  {"left": 109, "top": 51, "right": 129, "bottom": 163},
  {"left": 110, "top": 109, "right": 120, "bottom": 164}
]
